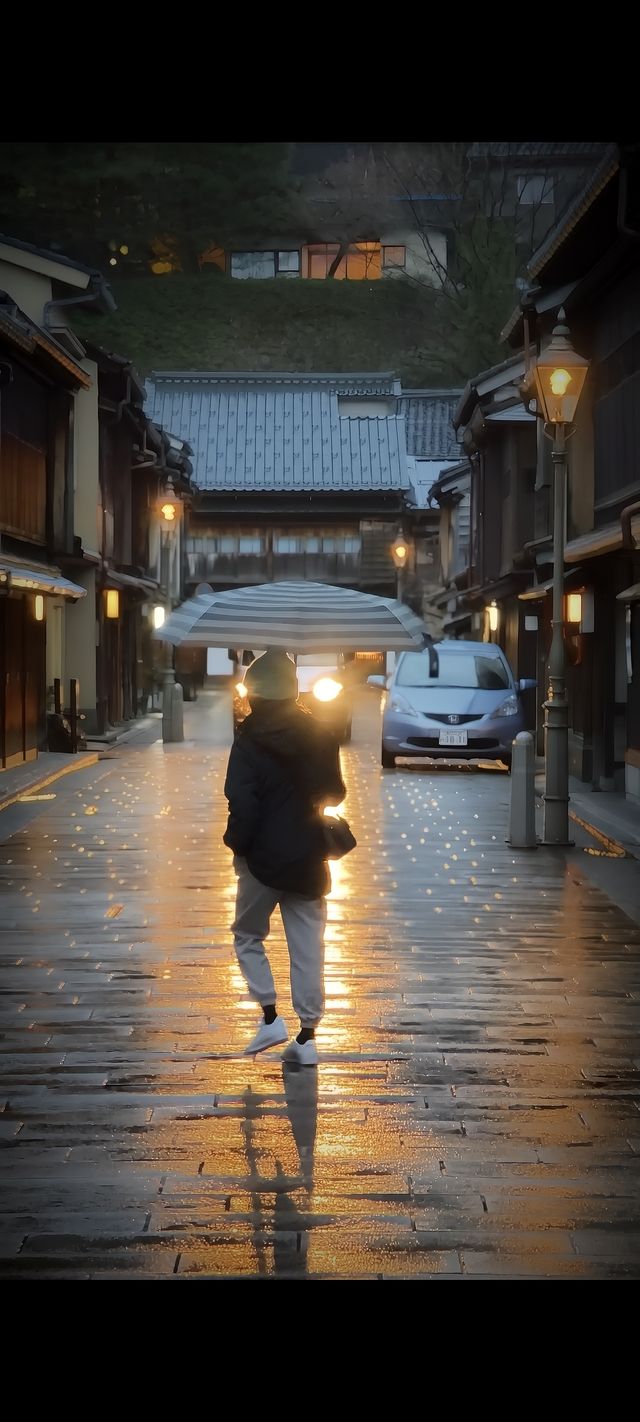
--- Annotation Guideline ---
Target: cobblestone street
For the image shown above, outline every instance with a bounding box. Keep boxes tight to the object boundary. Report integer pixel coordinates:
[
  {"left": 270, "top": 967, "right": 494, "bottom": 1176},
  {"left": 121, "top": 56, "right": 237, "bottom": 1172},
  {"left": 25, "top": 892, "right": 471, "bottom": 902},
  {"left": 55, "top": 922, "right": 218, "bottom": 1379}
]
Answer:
[{"left": 1, "top": 692, "right": 639, "bottom": 1279}]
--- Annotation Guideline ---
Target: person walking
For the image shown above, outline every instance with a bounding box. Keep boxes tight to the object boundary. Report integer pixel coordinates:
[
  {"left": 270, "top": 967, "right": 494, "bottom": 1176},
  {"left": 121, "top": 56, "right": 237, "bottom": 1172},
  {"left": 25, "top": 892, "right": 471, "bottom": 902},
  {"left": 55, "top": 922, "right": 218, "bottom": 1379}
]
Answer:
[{"left": 224, "top": 650, "right": 346, "bottom": 1065}]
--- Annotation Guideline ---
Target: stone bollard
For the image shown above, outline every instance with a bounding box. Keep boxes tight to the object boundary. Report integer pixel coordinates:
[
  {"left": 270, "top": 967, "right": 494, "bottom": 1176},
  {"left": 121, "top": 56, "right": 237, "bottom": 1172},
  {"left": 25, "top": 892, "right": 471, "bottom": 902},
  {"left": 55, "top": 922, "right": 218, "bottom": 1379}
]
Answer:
[
  {"left": 162, "top": 675, "right": 184, "bottom": 744},
  {"left": 508, "top": 731, "right": 537, "bottom": 848}
]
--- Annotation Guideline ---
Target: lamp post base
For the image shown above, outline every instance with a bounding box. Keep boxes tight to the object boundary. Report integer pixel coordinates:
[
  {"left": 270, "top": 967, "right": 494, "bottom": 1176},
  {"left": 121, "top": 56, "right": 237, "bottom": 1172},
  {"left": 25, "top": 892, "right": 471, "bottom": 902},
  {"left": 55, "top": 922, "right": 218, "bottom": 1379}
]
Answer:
[
  {"left": 542, "top": 692, "right": 572, "bottom": 845},
  {"left": 162, "top": 667, "right": 184, "bottom": 743}
]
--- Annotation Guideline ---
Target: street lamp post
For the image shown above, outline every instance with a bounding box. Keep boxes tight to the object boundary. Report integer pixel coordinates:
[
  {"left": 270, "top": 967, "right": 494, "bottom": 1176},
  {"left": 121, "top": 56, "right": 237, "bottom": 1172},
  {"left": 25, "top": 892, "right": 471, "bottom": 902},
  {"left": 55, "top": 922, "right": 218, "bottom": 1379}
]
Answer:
[
  {"left": 157, "top": 478, "right": 183, "bottom": 744},
  {"left": 391, "top": 532, "right": 409, "bottom": 602},
  {"left": 532, "top": 310, "right": 589, "bottom": 846}
]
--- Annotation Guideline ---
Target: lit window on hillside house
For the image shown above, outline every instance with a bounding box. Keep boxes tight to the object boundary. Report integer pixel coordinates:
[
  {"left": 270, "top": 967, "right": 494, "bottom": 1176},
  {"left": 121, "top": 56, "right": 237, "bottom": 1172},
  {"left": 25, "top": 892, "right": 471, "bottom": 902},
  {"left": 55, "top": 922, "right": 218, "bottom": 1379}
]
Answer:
[{"left": 303, "top": 242, "right": 382, "bottom": 279}]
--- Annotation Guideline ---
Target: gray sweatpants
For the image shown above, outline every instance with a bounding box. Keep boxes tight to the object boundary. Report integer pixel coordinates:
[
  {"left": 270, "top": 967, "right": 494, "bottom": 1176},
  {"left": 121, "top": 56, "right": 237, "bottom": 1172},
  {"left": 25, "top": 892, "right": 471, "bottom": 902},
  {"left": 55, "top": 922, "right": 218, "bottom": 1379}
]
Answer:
[{"left": 232, "top": 858, "right": 327, "bottom": 1027}]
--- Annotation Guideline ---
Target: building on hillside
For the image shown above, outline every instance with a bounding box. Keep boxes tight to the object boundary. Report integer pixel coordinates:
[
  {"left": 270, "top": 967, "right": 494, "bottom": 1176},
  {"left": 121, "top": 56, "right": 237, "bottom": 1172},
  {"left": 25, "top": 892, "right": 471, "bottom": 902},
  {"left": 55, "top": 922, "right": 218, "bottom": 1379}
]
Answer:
[
  {"left": 467, "top": 142, "right": 610, "bottom": 253},
  {"left": 204, "top": 227, "right": 448, "bottom": 287}
]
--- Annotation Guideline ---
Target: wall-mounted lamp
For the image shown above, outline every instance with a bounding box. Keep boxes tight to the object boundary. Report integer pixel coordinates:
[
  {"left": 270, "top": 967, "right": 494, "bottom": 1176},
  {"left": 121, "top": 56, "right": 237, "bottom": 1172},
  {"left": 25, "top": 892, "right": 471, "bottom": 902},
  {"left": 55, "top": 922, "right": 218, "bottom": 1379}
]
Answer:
[
  {"left": 566, "top": 592, "right": 582, "bottom": 625},
  {"left": 158, "top": 478, "right": 180, "bottom": 531},
  {"left": 488, "top": 601, "right": 499, "bottom": 633},
  {"left": 153, "top": 604, "right": 166, "bottom": 630},
  {"left": 105, "top": 588, "right": 120, "bottom": 620},
  {"left": 391, "top": 534, "right": 408, "bottom": 569},
  {"left": 34, "top": 594, "right": 45, "bottom": 622}
]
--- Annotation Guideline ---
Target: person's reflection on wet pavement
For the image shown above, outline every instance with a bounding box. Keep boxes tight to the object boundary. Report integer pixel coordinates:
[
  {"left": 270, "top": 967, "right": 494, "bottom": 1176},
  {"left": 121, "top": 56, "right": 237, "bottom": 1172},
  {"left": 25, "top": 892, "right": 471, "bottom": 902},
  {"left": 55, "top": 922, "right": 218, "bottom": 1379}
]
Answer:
[
  {"left": 273, "top": 1065, "right": 319, "bottom": 1275},
  {"left": 282, "top": 1062, "right": 318, "bottom": 1191},
  {"left": 238, "top": 1066, "right": 318, "bottom": 1276}
]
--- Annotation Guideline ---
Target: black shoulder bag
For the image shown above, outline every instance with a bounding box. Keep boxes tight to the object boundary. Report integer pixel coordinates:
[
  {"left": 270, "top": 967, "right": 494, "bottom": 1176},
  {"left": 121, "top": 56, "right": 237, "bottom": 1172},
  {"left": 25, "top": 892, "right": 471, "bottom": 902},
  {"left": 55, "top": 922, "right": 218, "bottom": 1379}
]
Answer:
[{"left": 320, "top": 812, "right": 357, "bottom": 861}]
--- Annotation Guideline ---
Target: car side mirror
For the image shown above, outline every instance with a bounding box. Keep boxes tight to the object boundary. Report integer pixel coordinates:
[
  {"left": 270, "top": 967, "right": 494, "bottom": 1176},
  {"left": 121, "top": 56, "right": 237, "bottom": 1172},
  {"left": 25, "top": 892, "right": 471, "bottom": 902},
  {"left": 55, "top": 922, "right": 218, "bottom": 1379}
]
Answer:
[
  {"left": 367, "top": 675, "right": 386, "bottom": 689},
  {"left": 519, "top": 678, "right": 537, "bottom": 691}
]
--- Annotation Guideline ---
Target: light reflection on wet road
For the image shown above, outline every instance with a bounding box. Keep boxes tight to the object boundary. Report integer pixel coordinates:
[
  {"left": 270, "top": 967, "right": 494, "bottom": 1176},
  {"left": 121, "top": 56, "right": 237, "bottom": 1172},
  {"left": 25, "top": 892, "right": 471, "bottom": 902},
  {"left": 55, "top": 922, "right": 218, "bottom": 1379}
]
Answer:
[{"left": 1, "top": 692, "right": 639, "bottom": 1278}]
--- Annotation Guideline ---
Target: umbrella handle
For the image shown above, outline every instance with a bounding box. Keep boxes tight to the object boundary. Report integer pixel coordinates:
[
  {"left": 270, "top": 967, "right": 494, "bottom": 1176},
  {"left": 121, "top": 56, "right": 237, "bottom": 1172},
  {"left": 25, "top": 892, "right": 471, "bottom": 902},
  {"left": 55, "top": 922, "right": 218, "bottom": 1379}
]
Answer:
[{"left": 422, "top": 633, "right": 439, "bottom": 679}]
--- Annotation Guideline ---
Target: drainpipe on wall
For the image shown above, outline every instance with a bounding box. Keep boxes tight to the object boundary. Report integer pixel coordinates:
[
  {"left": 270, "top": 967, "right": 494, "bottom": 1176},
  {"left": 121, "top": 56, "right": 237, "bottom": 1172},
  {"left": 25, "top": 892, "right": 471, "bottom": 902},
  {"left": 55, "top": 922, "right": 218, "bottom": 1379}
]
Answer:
[{"left": 43, "top": 289, "right": 104, "bottom": 328}]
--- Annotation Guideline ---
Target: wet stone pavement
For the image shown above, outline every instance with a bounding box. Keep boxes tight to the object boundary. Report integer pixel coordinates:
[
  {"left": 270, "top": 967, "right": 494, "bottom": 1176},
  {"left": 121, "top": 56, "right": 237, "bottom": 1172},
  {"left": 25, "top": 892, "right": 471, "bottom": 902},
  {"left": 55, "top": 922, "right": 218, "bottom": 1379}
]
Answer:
[{"left": 1, "top": 693, "right": 639, "bottom": 1280}]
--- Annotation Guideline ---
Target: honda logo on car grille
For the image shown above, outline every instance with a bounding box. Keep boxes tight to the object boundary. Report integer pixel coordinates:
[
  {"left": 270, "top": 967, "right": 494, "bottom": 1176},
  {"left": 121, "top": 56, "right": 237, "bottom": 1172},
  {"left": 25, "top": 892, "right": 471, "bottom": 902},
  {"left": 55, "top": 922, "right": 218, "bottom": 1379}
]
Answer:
[{"left": 448, "top": 714, "right": 460, "bottom": 724}]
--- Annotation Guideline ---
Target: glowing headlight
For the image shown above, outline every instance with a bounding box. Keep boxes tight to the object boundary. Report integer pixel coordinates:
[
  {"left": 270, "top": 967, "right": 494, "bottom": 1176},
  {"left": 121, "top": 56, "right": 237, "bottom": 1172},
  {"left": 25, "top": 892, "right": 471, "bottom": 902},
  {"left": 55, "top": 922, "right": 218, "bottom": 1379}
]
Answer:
[
  {"left": 313, "top": 677, "right": 342, "bottom": 702},
  {"left": 236, "top": 682, "right": 248, "bottom": 698}
]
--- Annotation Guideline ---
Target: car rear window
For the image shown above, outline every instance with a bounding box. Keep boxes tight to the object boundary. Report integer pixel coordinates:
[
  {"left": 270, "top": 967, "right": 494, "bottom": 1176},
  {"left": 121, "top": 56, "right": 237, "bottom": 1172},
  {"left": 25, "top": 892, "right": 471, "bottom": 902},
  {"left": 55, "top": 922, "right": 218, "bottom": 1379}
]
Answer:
[{"left": 397, "top": 650, "right": 510, "bottom": 690}]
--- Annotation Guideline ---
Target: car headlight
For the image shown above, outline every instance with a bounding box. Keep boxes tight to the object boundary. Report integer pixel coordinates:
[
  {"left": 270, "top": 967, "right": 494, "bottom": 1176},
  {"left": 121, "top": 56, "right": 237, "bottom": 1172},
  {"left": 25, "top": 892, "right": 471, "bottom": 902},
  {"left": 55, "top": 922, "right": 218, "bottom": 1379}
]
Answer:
[
  {"left": 313, "top": 677, "right": 343, "bottom": 702},
  {"left": 389, "top": 692, "right": 418, "bottom": 714},
  {"left": 235, "top": 683, "right": 248, "bottom": 698},
  {"left": 496, "top": 694, "right": 519, "bottom": 717}
]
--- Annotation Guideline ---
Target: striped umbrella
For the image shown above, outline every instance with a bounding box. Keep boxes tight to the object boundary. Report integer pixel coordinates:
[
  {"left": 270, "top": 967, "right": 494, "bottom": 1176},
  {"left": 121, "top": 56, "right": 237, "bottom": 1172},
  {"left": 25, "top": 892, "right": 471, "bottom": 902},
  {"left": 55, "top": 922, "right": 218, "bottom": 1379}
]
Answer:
[{"left": 155, "top": 581, "right": 426, "bottom": 652}]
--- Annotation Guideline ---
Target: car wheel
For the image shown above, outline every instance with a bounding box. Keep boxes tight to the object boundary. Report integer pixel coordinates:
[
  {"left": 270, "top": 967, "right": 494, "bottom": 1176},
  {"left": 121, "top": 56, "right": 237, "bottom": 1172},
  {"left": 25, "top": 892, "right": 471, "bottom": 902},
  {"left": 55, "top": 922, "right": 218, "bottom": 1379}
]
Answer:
[{"left": 381, "top": 744, "right": 396, "bottom": 769}]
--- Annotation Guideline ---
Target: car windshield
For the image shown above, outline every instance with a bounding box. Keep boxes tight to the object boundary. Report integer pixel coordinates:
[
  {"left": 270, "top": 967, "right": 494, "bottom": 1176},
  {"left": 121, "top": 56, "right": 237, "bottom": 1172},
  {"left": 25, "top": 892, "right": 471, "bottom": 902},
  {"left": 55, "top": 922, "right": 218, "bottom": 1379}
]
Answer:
[
  {"left": 297, "top": 654, "right": 339, "bottom": 667},
  {"left": 397, "top": 650, "right": 510, "bottom": 691}
]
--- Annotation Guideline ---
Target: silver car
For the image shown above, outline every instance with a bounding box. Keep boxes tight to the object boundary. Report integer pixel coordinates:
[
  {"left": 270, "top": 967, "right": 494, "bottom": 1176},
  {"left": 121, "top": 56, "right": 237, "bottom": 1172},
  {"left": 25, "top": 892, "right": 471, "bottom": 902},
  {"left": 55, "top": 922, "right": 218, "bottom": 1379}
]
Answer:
[{"left": 369, "top": 641, "right": 536, "bottom": 770}]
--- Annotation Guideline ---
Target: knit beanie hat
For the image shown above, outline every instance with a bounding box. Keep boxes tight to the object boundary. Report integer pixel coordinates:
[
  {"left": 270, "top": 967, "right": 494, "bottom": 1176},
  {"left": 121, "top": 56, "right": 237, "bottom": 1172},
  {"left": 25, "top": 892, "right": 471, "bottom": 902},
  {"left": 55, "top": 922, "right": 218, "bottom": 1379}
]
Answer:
[{"left": 243, "top": 650, "right": 298, "bottom": 701}]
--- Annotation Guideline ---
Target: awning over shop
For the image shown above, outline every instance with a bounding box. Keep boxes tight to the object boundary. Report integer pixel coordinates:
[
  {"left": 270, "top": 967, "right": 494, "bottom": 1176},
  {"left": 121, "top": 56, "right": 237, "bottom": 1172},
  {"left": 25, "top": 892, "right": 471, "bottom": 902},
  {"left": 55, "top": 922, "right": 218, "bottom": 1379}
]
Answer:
[
  {"left": 565, "top": 515, "right": 640, "bottom": 563},
  {"left": 519, "top": 580, "right": 552, "bottom": 602},
  {"left": 0, "top": 559, "right": 86, "bottom": 599},
  {"left": 104, "top": 569, "right": 159, "bottom": 594},
  {"left": 617, "top": 583, "right": 640, "bottom": 603},
  {"left": 518, "top": 568, "right": 584, "bottom": 601}
]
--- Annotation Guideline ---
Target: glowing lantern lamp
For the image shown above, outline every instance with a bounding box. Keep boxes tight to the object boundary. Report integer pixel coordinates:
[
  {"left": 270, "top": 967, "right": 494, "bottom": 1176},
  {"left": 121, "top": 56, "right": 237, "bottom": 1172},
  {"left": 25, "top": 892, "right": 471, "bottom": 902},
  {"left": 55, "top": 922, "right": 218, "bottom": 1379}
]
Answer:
[
  {"left": 153, "top": 605, "right": 166, "bottom": 630},
  {"left": 391, "top": 535, "right": 408, "bottom": 568},
  {"left": 34, "top": 594, "right": 45, "bottom": 622},
  {"left": 567, "top": 592, "right": 582, "bottom": 625},
  {"left": 105, "top": 588, "right": 120, "bottom": 619},
  {"left": 159, "top": 479, "right": 180, "bottom": 530},
  {"left": 488, "top": 601, "right": 499, "bottom": 633},
  {"left": 533, "top": 309, "right": 589, "bottom": 425}
]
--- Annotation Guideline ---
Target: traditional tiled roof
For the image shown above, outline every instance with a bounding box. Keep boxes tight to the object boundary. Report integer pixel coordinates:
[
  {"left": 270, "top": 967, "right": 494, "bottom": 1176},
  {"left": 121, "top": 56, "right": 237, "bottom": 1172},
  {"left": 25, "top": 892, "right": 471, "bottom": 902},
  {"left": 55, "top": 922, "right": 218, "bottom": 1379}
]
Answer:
[
  {"left": 399, "top": 390, "right": 461, "bottom": 459},
  {"left": 147, "top": 374, "right": 410, "bottom": 492},
  {"left": 467, "top": 142, "right": 609, "bottom": 162},
  {"left": 150, "top": 371, "right": 400, "bottom": 395}
]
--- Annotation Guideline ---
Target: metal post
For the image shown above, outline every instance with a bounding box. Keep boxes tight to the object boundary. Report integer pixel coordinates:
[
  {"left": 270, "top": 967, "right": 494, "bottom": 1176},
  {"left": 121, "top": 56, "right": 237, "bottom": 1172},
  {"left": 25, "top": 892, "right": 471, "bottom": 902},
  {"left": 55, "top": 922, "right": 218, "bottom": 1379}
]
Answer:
[
  {"left": 508, "top": 732, "right": 537, "bottom": 848},
  {"left": 69, "top": 678, "right": 79, "bottom": 755},
  {"left": 542, "top": 424, "right": 571, "bottom": 844}
]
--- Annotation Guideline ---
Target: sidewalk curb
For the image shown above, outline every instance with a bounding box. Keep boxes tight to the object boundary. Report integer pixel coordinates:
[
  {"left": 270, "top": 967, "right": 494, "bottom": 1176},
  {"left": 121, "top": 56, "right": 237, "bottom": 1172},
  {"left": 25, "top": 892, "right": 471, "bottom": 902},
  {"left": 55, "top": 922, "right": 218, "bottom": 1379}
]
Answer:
[
  {"left": 568, "top": 809, "right": 629, "bottom": 859},
  {"left": 534, "top": 784, "right": 630, "bottom": 859},
  {"left": 86, "top": 715, "right": 159, "bottom": 753},
  {"left": 0, "top": 753, "right": 99, "bottom": 815}
]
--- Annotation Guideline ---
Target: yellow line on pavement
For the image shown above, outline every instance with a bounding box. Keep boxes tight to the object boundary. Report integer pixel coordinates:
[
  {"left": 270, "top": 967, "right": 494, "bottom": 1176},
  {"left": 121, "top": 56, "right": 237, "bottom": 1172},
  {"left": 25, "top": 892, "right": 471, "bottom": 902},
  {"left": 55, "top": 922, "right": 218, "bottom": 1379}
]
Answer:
[
  {"left": 0, "top": 754, "right": 99, "bottom": 815},
  {"left": 569, "top": 809, "right": 628, "bottom": 858}
]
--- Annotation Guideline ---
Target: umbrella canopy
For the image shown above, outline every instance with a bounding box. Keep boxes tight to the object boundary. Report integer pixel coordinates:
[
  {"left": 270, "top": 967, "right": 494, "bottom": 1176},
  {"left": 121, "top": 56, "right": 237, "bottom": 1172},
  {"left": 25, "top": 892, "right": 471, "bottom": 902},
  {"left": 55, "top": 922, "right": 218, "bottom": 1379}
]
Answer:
[{"left": 155, "top": 581, "right": 426, "bottom": 652}]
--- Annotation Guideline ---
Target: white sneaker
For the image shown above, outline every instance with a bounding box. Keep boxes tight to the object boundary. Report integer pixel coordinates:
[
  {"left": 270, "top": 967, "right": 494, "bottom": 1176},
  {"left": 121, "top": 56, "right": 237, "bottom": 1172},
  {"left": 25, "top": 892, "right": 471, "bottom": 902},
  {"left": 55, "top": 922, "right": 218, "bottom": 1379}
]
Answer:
[
  {"left": 244, "top": 1016, "right": 288, "bottom": 1056},
  {"left": 282, "top": 1037, "right": 319, "bottom": 1067}
]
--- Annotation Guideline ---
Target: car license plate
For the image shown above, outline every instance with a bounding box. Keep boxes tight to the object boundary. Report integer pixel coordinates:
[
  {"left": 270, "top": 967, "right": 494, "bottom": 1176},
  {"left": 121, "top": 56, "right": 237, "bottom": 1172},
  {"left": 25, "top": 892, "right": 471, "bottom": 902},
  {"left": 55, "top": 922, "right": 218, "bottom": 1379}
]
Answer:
[{"left": 439, "top": 729, "right": 468, "bottom": 746}]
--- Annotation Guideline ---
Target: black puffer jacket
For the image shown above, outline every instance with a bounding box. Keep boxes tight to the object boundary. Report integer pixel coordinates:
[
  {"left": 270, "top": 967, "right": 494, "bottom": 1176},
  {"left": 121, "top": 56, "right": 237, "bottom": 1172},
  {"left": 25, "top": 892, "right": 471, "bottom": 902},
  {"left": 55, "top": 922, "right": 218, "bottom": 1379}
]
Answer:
[{"left": 223, "top": 700, "right": 346, "bottom": 898}]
